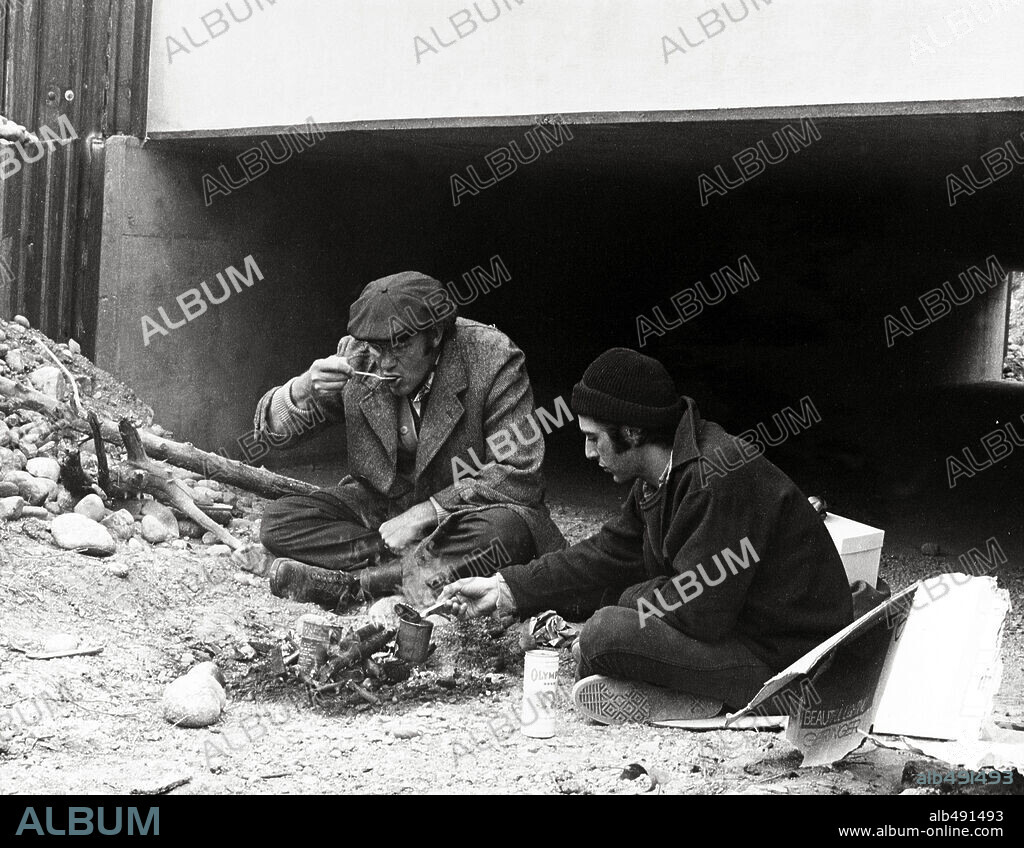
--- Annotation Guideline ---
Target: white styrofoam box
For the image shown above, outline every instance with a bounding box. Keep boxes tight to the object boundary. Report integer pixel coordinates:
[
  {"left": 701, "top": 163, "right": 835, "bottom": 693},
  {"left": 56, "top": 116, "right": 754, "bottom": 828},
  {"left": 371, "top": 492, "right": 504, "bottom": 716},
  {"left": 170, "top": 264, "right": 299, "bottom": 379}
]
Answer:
[{"left": 824, "top": 513, "right": 884, "bottom": 588}]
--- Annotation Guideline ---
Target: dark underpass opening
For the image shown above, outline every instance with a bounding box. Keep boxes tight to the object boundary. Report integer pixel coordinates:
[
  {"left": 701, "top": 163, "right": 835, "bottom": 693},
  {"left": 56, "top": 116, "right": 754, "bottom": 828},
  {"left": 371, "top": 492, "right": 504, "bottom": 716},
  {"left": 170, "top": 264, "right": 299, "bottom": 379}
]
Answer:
[{"left": 126, "top": 112, "right": 1024, "bottom": 563}]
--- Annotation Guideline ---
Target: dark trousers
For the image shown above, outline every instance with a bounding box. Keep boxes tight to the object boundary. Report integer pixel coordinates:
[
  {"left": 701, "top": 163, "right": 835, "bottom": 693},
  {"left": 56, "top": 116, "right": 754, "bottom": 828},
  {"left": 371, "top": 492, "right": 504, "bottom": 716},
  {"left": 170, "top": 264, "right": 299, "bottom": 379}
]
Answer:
[
  {"left": 260, "top": 481, "right": 536, "bottom": 586},
  {"left": 578, "top": 606, "right": 773, "bottom": 710}
]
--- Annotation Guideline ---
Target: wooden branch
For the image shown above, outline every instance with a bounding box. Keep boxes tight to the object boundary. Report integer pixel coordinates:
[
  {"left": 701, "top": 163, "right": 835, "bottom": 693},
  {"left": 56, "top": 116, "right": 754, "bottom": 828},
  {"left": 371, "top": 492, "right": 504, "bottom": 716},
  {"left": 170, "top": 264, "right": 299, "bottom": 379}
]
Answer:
[
  {"left": 0, "top": 375, "right": 69, "bottom": 418},
  {"left": 88, "top": 412, "right": 109, "bottom": 491},
  {"left": 0, "top": 376, "right": 316, "bottom": 499},
  {"left": 112, "top": 419, "right": 244, "bottom": 551},
  {"left": 26, "top": 646, "right": 104, "bottom": 660},
  {"left": 119, "top": 427, "right": 317, "bottom": 500},
  {"left": 34, "top": 341, "right": 85, "bottom": 417}
]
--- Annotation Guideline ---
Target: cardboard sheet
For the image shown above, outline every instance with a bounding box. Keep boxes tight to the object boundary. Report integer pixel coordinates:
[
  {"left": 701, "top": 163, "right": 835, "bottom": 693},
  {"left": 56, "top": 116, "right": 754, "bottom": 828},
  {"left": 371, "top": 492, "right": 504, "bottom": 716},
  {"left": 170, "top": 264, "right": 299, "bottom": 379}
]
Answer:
[
  {"left": 871, "top": 724, "right": 1024, "bottom": 773},
  {"left": 725, "top": 575, "right": 1010, "bottom": 767}
]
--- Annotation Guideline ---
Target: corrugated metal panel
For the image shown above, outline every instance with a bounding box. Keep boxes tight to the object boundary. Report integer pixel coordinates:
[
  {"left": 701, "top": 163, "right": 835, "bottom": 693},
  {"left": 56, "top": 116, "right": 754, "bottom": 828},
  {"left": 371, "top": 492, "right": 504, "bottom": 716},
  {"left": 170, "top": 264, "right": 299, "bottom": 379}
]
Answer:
[{"left": 0, "top": 0, "right": 150, "bottom": 355}]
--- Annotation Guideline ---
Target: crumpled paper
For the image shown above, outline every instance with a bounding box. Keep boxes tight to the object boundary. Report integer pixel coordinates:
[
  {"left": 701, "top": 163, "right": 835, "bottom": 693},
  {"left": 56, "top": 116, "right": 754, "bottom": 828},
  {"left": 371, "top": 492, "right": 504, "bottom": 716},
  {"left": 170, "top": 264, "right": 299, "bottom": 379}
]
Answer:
[{"left": 521, "top": 610, "right": 579, "bottom": 650}]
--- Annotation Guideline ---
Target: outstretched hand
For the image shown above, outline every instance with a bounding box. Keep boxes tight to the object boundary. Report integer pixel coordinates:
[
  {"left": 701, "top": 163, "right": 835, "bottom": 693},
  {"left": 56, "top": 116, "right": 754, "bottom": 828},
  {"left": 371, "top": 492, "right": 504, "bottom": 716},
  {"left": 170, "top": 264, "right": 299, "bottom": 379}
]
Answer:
[{"left": 439, "top": 576, "right": 501, "bottom": 619}]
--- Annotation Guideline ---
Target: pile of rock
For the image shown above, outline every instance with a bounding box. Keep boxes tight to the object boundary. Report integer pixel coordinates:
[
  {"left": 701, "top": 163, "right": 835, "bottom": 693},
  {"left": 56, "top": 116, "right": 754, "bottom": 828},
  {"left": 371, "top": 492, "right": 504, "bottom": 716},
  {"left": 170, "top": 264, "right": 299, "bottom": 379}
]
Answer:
[
  {"left": 1004, "top": 343, "right": 1023, "bottom": 383},
  {"left": 0, "top": 314, "right": 263, "bottom": 558}
]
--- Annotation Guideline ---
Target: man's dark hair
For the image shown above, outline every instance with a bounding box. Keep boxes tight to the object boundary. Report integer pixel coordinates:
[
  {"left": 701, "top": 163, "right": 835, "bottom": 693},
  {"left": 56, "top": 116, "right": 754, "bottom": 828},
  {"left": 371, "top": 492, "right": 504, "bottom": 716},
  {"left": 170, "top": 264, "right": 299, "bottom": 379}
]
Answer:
[{"left": 596, "top": 419, "right": 676, "bottom": 453}]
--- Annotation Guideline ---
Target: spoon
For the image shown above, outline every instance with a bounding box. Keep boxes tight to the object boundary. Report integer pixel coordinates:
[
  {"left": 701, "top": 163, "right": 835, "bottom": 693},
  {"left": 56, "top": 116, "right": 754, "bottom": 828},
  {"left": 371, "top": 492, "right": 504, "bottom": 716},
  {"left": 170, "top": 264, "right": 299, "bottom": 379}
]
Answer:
[{"left": 352, "top": 371, "right": 398, "bottom": 381}]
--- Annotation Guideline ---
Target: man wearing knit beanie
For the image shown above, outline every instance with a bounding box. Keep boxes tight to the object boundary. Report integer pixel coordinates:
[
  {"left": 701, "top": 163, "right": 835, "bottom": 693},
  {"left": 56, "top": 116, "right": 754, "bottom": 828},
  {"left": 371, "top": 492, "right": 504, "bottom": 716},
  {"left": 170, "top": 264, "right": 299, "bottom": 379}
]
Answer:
[{"left": 443, "top": 348, "right": 853, "bottom": 724}]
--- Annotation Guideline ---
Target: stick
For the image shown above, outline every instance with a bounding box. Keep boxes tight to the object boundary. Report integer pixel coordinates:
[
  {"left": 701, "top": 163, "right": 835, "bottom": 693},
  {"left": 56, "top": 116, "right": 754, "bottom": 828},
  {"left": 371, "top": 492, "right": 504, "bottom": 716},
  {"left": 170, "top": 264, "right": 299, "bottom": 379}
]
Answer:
[
  {"left": 34, "top": 341, "right": 85, "bottom": 417},
  {"left": 113, "top": 419, "right": 244, "bottom": 551},
  {"left": 88, "top": 411, "right": 109, "bottom": 491},
  {"left": 26, "top": 646, "right": 104, "bottom": 660},
  {"left": 0, "top": 377, "right": 317, "bottom": 499},
  {"left": 346, "top": 680, "right": 381, "bottom": 705},
  {"left": 129, "top": 776, "right": 191, "bottom": 796}
]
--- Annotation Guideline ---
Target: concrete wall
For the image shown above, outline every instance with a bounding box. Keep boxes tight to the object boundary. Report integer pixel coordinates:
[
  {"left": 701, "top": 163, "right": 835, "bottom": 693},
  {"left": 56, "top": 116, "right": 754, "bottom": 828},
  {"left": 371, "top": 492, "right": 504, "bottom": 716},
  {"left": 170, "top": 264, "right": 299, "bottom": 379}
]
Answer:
[
  {"left": 95, "top": 133, "right": 462, "bottom": 461},
  {"left": 147, "top": 0, "right": 1024, "bottom": 133}
]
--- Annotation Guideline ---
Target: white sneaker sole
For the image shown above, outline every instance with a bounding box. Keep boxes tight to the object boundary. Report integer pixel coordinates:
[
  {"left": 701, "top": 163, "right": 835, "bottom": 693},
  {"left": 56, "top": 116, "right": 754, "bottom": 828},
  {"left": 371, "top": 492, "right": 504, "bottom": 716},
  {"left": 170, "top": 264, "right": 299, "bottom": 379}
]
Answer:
[{"left": 571, "top": 675, "right": 723, "bottom": 725}]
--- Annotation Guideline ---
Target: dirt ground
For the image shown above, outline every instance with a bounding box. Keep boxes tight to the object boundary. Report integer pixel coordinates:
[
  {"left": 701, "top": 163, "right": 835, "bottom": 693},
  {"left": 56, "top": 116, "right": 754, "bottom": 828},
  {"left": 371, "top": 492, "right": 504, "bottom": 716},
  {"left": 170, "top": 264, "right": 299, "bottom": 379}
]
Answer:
[{"left": 0, "top": 492, "right": 1021, "bottom": 796}]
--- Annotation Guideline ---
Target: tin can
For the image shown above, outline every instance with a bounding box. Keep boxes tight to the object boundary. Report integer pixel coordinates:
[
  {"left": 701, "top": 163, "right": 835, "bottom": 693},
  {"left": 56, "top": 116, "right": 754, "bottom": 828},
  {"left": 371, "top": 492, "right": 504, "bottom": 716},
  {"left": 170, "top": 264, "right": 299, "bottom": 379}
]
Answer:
[
  {"left": 521, "top": 649, "right": 560, "bottom": 738},
  {"left": 396, "top": 617, "right": 433, "bottom": 664},
  {"left": 299, "top": 619, "right": 331, "bottom": 673}
]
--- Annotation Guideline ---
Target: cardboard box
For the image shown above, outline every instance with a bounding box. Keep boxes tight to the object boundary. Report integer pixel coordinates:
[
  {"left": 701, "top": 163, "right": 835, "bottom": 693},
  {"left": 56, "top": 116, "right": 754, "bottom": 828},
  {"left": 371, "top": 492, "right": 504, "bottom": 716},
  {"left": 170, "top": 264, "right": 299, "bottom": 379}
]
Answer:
[
  {"left": 824, "top": 513, "right": 884, "bottom": 588},
  {"left": 727, "top": 575, "right": 1017, "bottom": 769}
]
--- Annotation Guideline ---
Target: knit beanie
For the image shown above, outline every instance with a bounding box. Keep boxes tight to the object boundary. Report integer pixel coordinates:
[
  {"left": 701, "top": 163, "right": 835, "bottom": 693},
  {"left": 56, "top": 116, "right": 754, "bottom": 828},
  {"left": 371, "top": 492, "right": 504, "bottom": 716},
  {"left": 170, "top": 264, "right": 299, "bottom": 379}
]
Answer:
[{"left": 571, "top": 348, "right": 682, "bottom": 429}]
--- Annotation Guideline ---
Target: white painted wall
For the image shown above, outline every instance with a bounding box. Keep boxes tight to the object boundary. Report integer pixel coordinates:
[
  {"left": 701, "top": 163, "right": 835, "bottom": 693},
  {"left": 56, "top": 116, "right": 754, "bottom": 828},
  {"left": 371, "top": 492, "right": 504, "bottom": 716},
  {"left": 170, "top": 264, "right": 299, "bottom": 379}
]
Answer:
[{"left": 148, "top": 0, "right": 1024, "bottom": 133}]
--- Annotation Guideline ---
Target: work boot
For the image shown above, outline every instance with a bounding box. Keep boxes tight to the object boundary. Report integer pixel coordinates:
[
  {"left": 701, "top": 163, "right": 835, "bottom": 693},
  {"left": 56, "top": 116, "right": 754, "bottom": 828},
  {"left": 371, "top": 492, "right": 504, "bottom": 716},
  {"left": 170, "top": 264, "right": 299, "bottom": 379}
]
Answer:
[
  {"left": 358, "top": 561, "right": 405, "bottom": 599},
  {"left": 269, "top": 558, "right": 359, "bottom": 612}
]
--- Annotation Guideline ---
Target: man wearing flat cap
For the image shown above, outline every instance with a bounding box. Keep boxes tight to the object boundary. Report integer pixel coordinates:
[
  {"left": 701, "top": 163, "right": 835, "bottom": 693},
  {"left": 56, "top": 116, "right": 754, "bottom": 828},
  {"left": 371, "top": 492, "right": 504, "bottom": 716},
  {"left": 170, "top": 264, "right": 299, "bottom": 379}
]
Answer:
[
  {"left": 442, "top": 348, "right": 852, "bottom": 725},
  {"left": 253, "top": 271, "right": 565, "bottom": 610}
]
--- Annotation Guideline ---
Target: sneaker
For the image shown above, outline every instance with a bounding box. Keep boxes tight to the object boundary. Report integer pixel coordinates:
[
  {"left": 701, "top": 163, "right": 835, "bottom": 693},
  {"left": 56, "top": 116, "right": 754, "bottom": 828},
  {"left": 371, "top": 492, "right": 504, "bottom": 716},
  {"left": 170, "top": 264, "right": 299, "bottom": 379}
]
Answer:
[
  {"left": 268, "top": 558, "right": 358, "bottom": 611},
  {"left": 571, "top": 675, "right": 723, "bottom": 725}
]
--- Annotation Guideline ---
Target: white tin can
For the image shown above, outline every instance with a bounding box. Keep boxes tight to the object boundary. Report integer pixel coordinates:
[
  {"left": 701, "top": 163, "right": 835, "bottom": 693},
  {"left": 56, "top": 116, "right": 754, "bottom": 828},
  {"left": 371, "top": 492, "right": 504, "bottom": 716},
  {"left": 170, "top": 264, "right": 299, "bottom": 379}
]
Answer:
[{"left": 521, "top": 649, "right": 560, "bottom": 738}]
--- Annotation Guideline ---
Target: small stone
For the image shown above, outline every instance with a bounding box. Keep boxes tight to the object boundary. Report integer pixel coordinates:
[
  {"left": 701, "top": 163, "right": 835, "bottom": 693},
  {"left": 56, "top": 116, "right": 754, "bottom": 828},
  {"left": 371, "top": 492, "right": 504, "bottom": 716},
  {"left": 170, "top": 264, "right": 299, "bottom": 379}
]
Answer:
[
  {"left": 161, "top": 665, "right": 227, "bottom": 728},
  {"left": 126, "top": 537, "right": 145, "bottom": 551},
  {"left": 0, "top": 448, "right": 24, "bottom": 472},
  {"left": 25, "top": 456, "right": 60, "bottom": 481},
  {"left": 20, "top": 505, "right": 50, "bottom": 519},
  {"left": 104, "top": 562, "right": 129, "bottom": 579},
  {"left": 28, "top": 366, "right": 65, "bottom": 399},
  {"left": 73, "top": 493, "right": 106, "bottom": 522},
  {"left": 0, "top": 496, "right": 23, "bottom": 520},
  {"left": 180, "top": 651, "right": 196, "bottom": 666},
  {"left": 140, "top": 501, "right": 179, "bottom": 539},
  {"left": 168, "top": 539, "right": 188, "bottom": 549},
  {"left": 0, "top": 481, "right": 18, "bottom": 498},
  {"left": 101, "top": 509, "right": 135, "bottom": 541},
  {"left": 230, "top": 542, "right": 274, "bottom": 576},
  {"left": 386, "top": 722, "right": 422, "bottom": 740},
  {"left": 367, "top": 595, "right": 404, "bottom": 628},
  {"left": 50, "top": 513, "right": 116, "bottom": 557},
  {"left": 44, "top": 502, "right": 61, "bottom": 515},
  {"left": 141, "top": 514, "right": 172, "bottom": 544},
  {"left": 67, "top": 338, "right": 81, "bottom": 355},
  {"left": 207, "top": 544, "right": 232, "bottom": 556},
  {"left": 43, "top": 633, "right": 78, "bottom": 654},
  {"left": 190, "top": 486, "right": 215, "bottom": 505},
  {"left": 199, "top": 479, "right": 222, "bottom": 491},
  {"left": 921, "top": 543, "right": 941, "bottom": 557},
  {"left": 4, "top": 349, "right": 23, "bottom": 372},
  {"left": 201, "top": 531, "right": 217, "bottom": 545},
  {"left": 20, "top": 442, "right": 37, "bottom": 459},
  {"left": 17, "top": 476, "right": 56, "bottom": 506},
  {"left": 55, "top": 487, "right": 77, "bottom": 513},
  {"left": 12, "top": 314, "right": 30, "bottom": 328},
  {"left": 2, "top": 469, "right": 32, "bottom": 486},
  {"left": 177, "top": 518, "right": 204, "bottom": 539}
]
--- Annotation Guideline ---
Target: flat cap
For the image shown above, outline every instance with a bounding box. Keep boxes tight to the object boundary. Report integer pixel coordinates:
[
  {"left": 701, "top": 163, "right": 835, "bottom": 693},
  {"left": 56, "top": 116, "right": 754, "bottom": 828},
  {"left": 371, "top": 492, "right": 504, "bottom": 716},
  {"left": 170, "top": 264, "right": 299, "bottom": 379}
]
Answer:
[{"left": 347, "top": 271, "right": 450, "bottom": 342}]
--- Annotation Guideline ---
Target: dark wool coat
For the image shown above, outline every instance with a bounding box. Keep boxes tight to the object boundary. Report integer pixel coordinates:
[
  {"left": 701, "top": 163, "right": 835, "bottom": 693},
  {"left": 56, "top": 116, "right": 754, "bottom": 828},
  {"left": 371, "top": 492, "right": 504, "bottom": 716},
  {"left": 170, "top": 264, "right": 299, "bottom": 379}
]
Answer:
[
  {"left": 254, "top": 318, "right": 565, "bottom": 556},
  {"left": 501, "top": 397, "right": 853, "bottom": 672}
]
